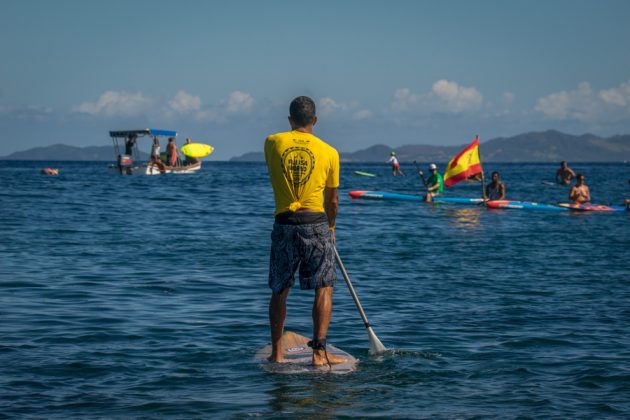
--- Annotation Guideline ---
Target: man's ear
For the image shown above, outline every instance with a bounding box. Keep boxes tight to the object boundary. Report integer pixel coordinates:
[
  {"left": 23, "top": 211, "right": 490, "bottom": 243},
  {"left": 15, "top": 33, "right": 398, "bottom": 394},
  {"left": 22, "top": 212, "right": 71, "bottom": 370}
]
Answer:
[{"left": 312, "top": 116, "right": 318, "bottom": 126}]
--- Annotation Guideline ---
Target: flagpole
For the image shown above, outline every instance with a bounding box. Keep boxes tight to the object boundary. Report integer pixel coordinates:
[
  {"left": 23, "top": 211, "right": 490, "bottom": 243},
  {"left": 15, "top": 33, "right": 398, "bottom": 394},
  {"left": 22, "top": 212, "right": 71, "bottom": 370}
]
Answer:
[{"left": 477, "top": 135, "right": 486, "bottom": 202}]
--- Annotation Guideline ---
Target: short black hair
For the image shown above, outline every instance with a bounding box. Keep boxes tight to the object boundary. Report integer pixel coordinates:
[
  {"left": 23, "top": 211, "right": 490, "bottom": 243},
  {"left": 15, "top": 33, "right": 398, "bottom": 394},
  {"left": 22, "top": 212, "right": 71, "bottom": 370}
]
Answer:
[
  {"left": 290, "top": 96, "right": 316, "bottom": 127},
  {"left": 492, "top": 171, "right": 500, "bottom": 177}
]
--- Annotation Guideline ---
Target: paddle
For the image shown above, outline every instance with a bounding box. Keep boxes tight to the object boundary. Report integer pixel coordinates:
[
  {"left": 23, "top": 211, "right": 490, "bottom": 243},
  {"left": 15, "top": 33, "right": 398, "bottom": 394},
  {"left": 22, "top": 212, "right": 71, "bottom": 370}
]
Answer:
[
  {"left": 413, "top": 161, "right": 430, "bottom": 200},
  {"left": 334, "top": 247, "right": 387, "bottom": 355}
]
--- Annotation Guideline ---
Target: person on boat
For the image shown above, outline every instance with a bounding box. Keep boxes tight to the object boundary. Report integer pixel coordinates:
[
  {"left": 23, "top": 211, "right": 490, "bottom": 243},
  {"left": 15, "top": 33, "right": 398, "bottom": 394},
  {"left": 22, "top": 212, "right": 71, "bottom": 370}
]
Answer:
[
  {"left": 484, "top": 171, "right": 506, "bottom": 201},
  {"left": 569, "top": 174, "right": 591, "bottom": 204},
  {"left": 167, "top": 137, "right": 179, "bottom": 167},
  {"left": 419, "top": 163, "right": 443, "bottom": 202},
  {"left": 124, "top": 135, "right": 137, "bottom": 156},
  {"left": 150, "top": 138, "right": 166, "bottom": 173},
  {"left": 555, "top": 161, "right": 576, "bottom": 185},
  {"left": 183, "top": 138, "right": 199, "bottom": 166},
  {"left": 264, "top": 95, "right": 346, "bottom": 366},
  {"left": 387, "top": 151, "right": 405, "bottom": 176}
]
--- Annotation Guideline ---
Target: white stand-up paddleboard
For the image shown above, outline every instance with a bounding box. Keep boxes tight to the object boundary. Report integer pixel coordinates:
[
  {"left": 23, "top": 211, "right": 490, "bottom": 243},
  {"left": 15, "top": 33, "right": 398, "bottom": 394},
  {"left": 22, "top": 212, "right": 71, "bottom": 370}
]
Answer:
[{"left": 255, "top": 331, "right": 357, "bottom": 374}]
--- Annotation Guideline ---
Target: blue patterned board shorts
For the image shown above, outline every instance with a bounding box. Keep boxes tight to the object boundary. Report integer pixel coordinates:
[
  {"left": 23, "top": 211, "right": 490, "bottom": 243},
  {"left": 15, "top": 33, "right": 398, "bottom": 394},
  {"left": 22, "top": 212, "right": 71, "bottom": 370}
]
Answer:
[{"left": 268, "top": 221, "right": 337, "bottom": 293}]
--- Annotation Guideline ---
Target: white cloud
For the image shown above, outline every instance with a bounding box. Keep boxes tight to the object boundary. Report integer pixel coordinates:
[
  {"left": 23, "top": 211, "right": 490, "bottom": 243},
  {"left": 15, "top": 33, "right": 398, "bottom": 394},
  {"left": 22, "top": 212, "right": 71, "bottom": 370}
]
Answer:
[
  {"left": 0, "top": 105, "right": 53, "bottom": 120},
  {"left": 599, "top": 80, "right": 630, "bottom": 107},
  {"left": 390, "top": 80, "right": 483, "bottom": 114},
  {"left": 168, "top": 90, "right": 201, "bottom": 114},
  {"left": 535, "top": 80, "right": 630, "bottom": 122},
  {"left": 353, "top": 109, "right": 373, "bottom": 121},
  {"left": 431, "top": 80, "right": 483, "bottom": 112},
  {"left": 503, "top": 92, "right": 515, "bottom": 105},
  {"left": 74, "top": 90, "right": 153, "bottom": 117},
  {"left": 319, "top": 97, "right": 347, "bottom": 115},
  {"left": 227, "top": 91, "right": 254, "bottom": 113}
]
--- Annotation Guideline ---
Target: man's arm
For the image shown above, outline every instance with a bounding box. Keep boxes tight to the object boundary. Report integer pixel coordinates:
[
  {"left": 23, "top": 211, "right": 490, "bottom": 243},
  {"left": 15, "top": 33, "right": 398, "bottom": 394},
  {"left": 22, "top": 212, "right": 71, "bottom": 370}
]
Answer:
[
  {"left": 324, "top": 187, "right": 338, "bottom": 241},
  {"left": 499, "top": 183, "right": 506, "bottom": 200}
]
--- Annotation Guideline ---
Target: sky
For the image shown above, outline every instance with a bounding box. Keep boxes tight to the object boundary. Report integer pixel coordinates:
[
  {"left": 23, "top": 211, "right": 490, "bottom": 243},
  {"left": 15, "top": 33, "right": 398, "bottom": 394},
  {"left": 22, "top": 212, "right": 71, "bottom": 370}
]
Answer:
[{"left": 1, "top": 0, "right": 630, "bottom": 159}]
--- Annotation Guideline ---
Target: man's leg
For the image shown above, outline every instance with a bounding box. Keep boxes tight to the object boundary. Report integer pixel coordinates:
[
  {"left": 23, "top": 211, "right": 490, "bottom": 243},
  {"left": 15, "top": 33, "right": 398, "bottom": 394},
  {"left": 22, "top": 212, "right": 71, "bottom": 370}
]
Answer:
[
  {"left": 268, "top": 288, "right": 290, "bottom": 363},
  {"left": 312, "top": 286, "right": 347, "bottom": 365}
]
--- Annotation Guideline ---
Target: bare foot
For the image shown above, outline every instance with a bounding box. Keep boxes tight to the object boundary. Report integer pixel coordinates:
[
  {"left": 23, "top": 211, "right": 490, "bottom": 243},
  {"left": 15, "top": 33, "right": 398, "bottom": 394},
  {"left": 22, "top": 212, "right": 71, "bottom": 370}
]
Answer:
[
  {"left": 267, "top": 353, "right": 286, "bottom": 363},
  {"left": 312, "top": 349, "right": 348, "bottom": 366}
]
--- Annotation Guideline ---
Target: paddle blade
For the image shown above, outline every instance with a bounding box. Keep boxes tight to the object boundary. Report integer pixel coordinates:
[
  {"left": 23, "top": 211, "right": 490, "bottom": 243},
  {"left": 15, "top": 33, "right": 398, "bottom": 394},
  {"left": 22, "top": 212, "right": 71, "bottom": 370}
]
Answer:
[{"left": 367, "top": 326, "right": 387, "bottom": 355}]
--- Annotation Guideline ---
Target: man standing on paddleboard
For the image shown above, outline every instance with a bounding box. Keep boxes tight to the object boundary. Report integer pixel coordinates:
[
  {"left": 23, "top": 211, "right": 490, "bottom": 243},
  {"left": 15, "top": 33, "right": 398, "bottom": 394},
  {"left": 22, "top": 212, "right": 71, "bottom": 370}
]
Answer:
[{"left": 264, "top": 96, "right": 347, "bottom": 366}]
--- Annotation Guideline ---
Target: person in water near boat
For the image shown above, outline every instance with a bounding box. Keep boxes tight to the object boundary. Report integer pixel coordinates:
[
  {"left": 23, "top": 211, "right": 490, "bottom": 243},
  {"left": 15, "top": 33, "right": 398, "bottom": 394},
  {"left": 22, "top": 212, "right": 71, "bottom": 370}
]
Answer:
[
  {"left": 556, "top": 161, "right": 576, "bottom": 185},
  {"left": 150, "top": 138, "right": 166, "bottom": 173},
  {"left": 418, "top": 163, "right": 443, "bottom": 202},
  {"left": 264, "top": 95, "right": 347, "bottom": 366},
  {"left": 484, "top": 171, "right": 506, "bottom": 201},
  {"left": 167, "top": 137, "right": 179, "bottom": 166},
  {"left": 387, "top": 151, "right": 405, "bottom": 176},
  {"left": 569, "top": 173, "right": 591, "bottom": 204},
  {"left": 183, "top": 138, "right": 199, "bottom": 166}
]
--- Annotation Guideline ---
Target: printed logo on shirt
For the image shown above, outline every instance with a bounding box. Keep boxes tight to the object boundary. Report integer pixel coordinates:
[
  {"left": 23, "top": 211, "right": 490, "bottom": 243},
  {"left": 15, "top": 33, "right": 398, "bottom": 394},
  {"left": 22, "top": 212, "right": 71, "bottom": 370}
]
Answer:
[{"left": 281, "top": 147, "right": 315, "bottom": 188}]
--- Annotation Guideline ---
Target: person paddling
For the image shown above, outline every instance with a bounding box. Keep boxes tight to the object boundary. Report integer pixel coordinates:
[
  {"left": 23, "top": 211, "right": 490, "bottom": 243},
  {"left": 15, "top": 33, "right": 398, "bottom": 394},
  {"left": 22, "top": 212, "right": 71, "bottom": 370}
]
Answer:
[
  {"left": 419, "top": 163, "right": 443, "bottom": 202},
  {"left": 387, "top": 151, "right": 405, "bottom": 176},
  {"left": 484, "top": 171, "right": 506, "bottom": 201},
  {"left": 264, "top": 96, "right": 347, "bottom": 366}
]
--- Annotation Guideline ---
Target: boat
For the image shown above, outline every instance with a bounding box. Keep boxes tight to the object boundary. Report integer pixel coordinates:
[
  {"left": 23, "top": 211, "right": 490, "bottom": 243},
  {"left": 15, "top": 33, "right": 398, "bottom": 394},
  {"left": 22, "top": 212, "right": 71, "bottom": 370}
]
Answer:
[{"left": 109, "top": 129, "right": 202, "bottom": 175}]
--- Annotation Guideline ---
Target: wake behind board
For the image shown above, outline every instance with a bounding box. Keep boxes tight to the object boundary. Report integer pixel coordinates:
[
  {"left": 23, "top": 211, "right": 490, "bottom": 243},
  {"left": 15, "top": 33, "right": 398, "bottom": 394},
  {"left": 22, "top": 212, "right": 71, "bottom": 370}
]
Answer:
[
  {"left": 354, "top": 171, "right": 376, "bottom": 177},
  {"left": 558, "top": 203, "right": 627, "bottom": 212},
  {"left": 255, "top": 331, "right": 357, "bottom": 374}
]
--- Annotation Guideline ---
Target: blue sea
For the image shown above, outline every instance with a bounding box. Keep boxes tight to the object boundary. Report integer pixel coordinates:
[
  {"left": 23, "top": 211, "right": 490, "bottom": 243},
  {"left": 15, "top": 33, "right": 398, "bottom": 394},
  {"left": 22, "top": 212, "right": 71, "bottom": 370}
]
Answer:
[{"left": 1, "top": 160, "right": 630, "bottom": 418}]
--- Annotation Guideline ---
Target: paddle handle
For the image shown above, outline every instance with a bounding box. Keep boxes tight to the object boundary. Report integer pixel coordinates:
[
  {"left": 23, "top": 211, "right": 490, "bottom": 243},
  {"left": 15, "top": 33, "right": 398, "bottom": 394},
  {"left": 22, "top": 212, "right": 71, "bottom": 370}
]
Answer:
[{"left": 334, "top": 247, "right": 371, "bottom": 329}]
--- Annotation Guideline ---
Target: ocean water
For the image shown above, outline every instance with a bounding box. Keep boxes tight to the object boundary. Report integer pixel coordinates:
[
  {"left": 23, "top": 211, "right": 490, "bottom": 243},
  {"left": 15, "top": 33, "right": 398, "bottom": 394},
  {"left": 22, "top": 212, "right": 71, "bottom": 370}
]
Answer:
[{"left": 1, "top": 160, "right": 629, "bottom": 418}]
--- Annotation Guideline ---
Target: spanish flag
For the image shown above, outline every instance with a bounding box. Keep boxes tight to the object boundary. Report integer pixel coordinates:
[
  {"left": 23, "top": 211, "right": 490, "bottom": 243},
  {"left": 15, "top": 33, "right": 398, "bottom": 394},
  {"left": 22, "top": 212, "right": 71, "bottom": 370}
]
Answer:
[{"left": 443, "top": 136, "right": 483, "bottom": 187}]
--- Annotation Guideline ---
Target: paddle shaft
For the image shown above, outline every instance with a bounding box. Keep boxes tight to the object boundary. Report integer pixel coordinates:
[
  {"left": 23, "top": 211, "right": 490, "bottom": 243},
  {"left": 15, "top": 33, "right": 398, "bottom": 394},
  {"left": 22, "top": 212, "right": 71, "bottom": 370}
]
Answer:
[
  {"left": 333, "top": 247, "right": 371, "bottom": 329},
  {"left": 413, "top": 160, "right": 429, "bottom": 193}
]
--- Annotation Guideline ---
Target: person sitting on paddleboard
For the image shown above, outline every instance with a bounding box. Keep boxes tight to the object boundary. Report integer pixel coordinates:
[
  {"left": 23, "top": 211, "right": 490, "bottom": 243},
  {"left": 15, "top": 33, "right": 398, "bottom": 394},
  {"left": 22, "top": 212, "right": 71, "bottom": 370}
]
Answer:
[
  {"left": 569, "top": 174, "right": 591, "bottom": 204},
  {"left": 484, "top": 171, "right": 506, "bottom": 201},
  {"left": 419, "top": 163, "right": 443, "bottom": 202},
  {"left": 264, "top": 95, "right": 347, "bottom": 367},
  {"left": 387, "top": 151, "right": 405, "bottom": 176},
  {"left": 556, "top": 161, "right": 576, "bottom": 185}
]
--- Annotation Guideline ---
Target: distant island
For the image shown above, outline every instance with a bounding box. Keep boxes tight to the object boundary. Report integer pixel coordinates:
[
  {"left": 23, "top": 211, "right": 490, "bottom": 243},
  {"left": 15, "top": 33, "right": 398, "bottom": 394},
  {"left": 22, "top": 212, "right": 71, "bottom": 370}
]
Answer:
[
  {"left": 2, "top": 130, "right": 630, "bottom": 162},
  {"left": 230, "top": 130, "right": 630, "bottom": 163},
  {"left": 0, "top": 144, "right": 148, "bottom": 161}
]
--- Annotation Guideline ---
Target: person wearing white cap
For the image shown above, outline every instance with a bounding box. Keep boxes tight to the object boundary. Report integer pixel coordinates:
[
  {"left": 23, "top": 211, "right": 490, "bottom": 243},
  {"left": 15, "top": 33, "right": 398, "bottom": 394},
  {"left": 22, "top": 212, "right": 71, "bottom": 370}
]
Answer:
[
  {"left": 387, "top": 151, "right": 405, "bottom": 176},
  {"left": 418, "top": 163, "right": 443, "bottom": 202}
]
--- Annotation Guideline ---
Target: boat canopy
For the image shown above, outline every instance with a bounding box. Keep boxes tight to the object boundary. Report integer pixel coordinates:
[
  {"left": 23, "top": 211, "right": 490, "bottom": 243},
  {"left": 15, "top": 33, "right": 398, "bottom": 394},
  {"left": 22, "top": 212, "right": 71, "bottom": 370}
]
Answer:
[{"left": 109, "top": 129, "right": 177, "bottom": 138}]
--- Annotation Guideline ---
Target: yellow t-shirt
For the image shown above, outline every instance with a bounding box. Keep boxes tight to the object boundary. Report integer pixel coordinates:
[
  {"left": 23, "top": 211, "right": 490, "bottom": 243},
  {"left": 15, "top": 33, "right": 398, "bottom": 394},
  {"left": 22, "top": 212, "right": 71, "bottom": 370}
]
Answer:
[{"left": 265, "top": 130, "right": 339, "bottom": 215}]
